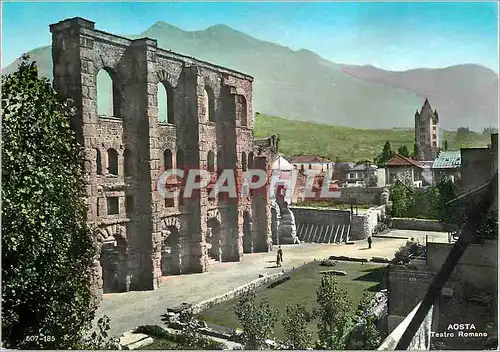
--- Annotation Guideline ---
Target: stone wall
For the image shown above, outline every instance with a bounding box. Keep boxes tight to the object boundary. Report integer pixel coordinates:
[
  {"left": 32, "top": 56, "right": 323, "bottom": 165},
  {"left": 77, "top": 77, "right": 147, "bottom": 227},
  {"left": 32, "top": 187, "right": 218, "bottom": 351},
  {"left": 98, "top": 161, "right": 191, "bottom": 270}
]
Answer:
[
  {"left": 333, "top": 187, "right": 386, "bottom": 205},
  {"left": 291, "top": 207, "right": 351, "bottom": 225},
  {"left": 387, "top": 266, "right": 459, "bottom": 333},
  {"left": 390, "top": 218, "right": 446, "bottom": 232},
  {"left": 426, "top": 240, "right": 498, "bottom": 292},
  {"left": 350, "top": 205, "right": 386, "bottom": 240},
  {"left": 291, "top": 205, "right": 386, "bottom": 241}
]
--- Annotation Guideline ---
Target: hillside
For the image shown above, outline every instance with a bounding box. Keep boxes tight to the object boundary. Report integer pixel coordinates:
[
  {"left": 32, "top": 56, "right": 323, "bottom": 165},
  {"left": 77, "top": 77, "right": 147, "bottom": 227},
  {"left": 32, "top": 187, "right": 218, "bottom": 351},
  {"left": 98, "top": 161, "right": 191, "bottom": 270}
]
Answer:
[
  {"left": 254, "top": 113, "right": 492, "bottom": 161},
  {"left": 343, "top": 64, "right": 499, "bottom": 131},
  {"left": 3, "top": 21, "right": 498, "bottom": 130}
]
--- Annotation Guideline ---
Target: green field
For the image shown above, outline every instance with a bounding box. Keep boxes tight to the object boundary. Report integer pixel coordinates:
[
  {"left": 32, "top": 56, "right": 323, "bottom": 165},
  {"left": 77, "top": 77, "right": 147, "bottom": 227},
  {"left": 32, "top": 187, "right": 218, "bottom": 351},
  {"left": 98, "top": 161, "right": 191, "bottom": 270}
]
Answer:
[
  {"left": 196, "top": 261, "right": 386, "bottom": 340},
  {"left": 254, "top": 113, "right": 492, "bottom": 161}
]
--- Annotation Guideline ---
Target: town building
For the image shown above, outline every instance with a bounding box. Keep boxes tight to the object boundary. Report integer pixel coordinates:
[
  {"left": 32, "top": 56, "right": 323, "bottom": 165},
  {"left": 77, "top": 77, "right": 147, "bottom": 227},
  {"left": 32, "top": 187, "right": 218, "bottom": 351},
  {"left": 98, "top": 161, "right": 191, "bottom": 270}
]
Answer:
[
  {"left": 289, "top": 155, "right": 333, "bottom": 172},
  {"left": 414, "top": 98, "right": 440, "bottom": 161},
  {"left": 385, "top": 154, "right": 427, "bottom": 187},
  {"left": 431, "top": 150, "right": 461, "bottom": 185},
  {"left": 346, "top": 163, "right": 378, "bottom": 187}
]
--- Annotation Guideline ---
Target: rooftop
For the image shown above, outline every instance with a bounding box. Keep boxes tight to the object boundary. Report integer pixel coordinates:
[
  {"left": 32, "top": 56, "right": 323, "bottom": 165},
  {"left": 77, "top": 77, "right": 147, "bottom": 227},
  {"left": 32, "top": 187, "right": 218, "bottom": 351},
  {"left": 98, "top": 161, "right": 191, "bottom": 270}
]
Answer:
[
  {"left": 385, "top": 154, "right": 424, "bottom": 169},
  {"left": 432, "top": 150, "right": 461, "bottom": 169},
  {"left": 289, "top": 155, "right": 331, "bottom": 163}
]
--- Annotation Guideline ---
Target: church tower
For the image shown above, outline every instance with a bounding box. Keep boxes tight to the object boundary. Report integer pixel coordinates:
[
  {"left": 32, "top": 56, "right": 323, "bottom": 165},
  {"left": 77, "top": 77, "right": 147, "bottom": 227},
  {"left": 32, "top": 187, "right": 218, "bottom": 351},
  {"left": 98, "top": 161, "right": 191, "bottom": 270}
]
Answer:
[{"left": 414, "top": 98, "right": 439, "bottom": 160}]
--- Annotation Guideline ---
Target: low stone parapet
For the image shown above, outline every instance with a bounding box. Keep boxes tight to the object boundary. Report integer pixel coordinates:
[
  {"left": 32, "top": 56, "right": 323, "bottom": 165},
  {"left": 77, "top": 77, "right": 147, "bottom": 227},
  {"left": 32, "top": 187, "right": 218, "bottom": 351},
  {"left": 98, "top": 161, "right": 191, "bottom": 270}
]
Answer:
[
  {"left": 192, "top": 272, "right": 285, "bottom": 314},
  {"left": 391, "top": 218, "right": 446, "bottom": 232}
]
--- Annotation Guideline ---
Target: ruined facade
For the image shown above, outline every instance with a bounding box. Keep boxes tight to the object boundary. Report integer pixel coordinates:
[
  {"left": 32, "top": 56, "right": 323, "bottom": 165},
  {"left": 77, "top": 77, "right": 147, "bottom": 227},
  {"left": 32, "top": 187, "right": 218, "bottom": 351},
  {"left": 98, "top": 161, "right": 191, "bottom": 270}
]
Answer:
[
  {"left": 414, "top": 98, "right": 440, "bottom": 161},
  {"left": 50, "top": 17, "right": 272, "bottom": 296}
]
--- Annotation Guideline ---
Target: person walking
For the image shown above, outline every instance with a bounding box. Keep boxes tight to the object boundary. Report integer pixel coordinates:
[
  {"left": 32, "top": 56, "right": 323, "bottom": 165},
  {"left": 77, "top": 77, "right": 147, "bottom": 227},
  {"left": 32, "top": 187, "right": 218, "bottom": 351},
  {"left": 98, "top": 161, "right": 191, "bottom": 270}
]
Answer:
[
  {"left": 276, "top": 246, "right": 283, "bottom": 267},
  {"left": 367, "top": 236, "right": 372, "bottom": 249}
]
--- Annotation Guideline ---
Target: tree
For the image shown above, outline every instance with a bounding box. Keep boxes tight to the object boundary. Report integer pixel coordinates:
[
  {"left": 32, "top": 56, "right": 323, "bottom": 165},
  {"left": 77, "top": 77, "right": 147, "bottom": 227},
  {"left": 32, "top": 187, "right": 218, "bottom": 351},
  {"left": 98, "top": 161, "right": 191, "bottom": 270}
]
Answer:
[
  {"left": 435, "top": 178, "right": 457, "bottom": 223},
  {"left": 444, "top": 140, "right": 449, "bottom": 151},
  {"left": 315, "top": 275, "right": 353, "bottom": 350},
  {"left": 361, "top": 314, "right": 381, "bottom": 350},
  {"left": 234, "top": 290, "right": 278, "bottom": 350},
  {"left": 412, "top": 143, "right": 420, "bottom": 159},
  {"left": 483, "top": 126, "right": 498, "bottom": 135},
  {"left": 389, "top": 172, "right": 415, "bottom": 218},
  {"left": 374, "top": 141, "right": 393, "bottom": 165},
  {"left": 2, "top": 56, "right": 97, "bottom": 348},
  {"left": 282, "top": 304, "right": 313, "bottom": 349},
  {"left": 397, "top": 145, "right": 410, "bottom": 158}
]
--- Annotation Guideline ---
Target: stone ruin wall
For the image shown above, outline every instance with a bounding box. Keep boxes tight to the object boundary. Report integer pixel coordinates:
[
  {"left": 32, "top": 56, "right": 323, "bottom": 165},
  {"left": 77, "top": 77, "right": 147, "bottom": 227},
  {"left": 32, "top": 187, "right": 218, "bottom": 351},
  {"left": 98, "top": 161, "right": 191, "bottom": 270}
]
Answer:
[{"left": 50, "top": 17, "right": 272, "bottom": 299}]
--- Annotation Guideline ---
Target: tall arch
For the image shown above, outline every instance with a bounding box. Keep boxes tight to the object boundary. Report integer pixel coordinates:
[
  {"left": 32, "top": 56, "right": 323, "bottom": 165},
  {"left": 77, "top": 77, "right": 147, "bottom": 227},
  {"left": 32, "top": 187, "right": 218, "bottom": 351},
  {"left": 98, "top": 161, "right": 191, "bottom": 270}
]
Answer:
[
  {"left": 97, "top": 68, "right": 119, "bottom": 118},
  {"left": 157, "top": 82, "right": 175, "bottom": 124}
]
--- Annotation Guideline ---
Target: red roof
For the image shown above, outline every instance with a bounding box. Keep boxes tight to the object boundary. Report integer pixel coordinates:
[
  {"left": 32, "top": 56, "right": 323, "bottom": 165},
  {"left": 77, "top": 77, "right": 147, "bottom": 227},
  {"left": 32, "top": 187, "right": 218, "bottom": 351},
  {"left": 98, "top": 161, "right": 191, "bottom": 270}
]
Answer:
[
  {"left": 385, "top": 154, "right": 424, "bottom": 168},
  {"left": 289, "top": 155, "right": 330, "bottom": 163}
]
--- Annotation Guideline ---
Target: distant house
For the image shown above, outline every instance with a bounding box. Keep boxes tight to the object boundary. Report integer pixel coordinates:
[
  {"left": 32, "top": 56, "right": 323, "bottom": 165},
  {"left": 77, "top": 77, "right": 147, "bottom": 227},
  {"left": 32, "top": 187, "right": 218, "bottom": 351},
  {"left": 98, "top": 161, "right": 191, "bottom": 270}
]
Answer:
[
  {"left": 432, "top": 150, "right": 461, "bottom": 185},
  {"left": 346, "top": 163, "right": 378, "bottom": 187},
  {"left": 385, "top": 154, "right": 426, "bottom": 187},
  {"left": 289, "top": 155, "right": 333, "bottom": 172},
  {"left": 332, "top": 162, "right": 355, "bottom": 184}
]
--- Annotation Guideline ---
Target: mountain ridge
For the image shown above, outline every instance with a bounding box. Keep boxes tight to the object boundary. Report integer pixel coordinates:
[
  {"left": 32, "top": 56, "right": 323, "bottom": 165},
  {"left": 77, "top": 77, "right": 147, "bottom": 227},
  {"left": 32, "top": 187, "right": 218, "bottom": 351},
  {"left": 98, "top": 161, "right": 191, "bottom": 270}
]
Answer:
[{"left": 3, "top": 20, "right": 498, "bottom": 130}]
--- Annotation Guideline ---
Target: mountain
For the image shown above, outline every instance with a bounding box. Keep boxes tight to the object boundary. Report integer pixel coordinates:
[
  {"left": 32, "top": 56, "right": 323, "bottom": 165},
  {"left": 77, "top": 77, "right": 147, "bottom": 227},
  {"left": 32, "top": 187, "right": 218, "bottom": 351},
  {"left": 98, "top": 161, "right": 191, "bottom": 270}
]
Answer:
[
  {"left": 342, "top": 64, "right": 499, "bottom": 131},
  {"left": 3, "top": 21, "right": 498, "bottom": 130}
]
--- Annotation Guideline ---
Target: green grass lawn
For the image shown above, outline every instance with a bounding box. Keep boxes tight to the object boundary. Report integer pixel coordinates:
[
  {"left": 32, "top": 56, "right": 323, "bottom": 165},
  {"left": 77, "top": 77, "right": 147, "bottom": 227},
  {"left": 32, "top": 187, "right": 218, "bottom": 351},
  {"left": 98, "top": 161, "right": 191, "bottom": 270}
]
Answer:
[
  {"left": 254, "top": 113, "right": 492, "bottom": 161},
  {"left": 196, "top": 261, "right": 387, "bottom": 340}
]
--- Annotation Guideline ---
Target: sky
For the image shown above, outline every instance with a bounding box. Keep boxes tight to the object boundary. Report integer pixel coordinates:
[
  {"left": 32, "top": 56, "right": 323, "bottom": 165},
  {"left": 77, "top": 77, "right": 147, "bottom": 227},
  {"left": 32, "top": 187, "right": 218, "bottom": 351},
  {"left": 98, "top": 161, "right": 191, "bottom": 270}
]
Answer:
[{"left": 2, "top": 1, "right": 499, "bottom": 72}]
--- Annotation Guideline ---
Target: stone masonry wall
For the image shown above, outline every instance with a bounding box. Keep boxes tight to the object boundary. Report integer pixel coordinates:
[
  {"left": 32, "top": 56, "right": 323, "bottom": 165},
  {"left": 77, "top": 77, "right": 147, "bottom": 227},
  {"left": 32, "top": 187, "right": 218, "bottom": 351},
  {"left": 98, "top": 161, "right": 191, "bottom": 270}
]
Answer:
[
  {"left": 290, "top": 207, "right": 351, "bottom": 226},
  {"left": 333, "top": 187, "right": 386, "bottom": 205},
  {"left": 50, "top": 17, "right": 270, "bottom": 298},
  {"left": 390, "top": 218, "right": 446, "bottom": 232},
  {"left": 426, "top": 240, "right": 498, "bottom": 292}
]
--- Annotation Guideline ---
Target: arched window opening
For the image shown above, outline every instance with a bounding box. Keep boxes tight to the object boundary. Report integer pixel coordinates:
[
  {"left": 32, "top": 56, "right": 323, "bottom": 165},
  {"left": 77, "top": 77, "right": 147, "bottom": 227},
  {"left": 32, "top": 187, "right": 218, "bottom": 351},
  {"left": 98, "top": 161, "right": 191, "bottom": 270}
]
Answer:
[
  {"left": 237, "top": 95, "right": 248, "bottom": 127},
  {"left": 204, "top": 87, "right": 215, "bottom": 122},
  {"left": 208, "top": 150, "right": 215, "bottom": 173},
  {"left": 242, "top": 152, "right": 247, "bottom": 172},
  {"left": 157, "top": 82, "right": 175, "bottom": 124},
  {"left": 164, "top": 149, "right": 173, "bottom": 170},
  {"left": 123, "top": 149, "right": 133, "bottom": 176},
  {"left": 107, "top": 148, "right": 119, "bottom": 176},
  {"left": 97, "top": 68, "right": 119, "bottom": 118},
  {"left": 96, "top": 148, "right": 103, "bottom": 175}
]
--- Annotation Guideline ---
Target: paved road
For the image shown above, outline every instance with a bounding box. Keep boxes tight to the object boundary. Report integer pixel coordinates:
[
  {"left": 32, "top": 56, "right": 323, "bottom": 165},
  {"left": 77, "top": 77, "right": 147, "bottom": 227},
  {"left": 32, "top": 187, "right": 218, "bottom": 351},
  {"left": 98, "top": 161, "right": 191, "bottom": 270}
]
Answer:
[{"left": 96, "top": 230, "right": 445, "bottom": 337}]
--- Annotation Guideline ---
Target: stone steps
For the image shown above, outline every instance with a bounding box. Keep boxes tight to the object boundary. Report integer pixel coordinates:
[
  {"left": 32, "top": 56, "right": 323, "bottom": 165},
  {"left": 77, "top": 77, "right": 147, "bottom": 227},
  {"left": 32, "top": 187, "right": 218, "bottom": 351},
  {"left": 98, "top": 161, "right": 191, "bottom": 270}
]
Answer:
[{"left": 296, "top": 222, "right": 351, "bottom": 244}]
